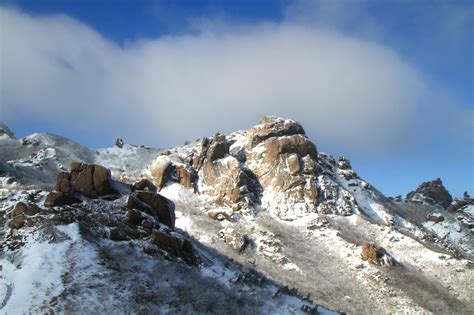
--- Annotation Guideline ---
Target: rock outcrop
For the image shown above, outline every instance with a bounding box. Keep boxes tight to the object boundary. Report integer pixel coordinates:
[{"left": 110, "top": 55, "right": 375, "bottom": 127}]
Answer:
[
  {"left": 447, "top": 193, "right": 473, "bottom": 212},
  {"left": 55, "top": 162, "right": 117, "bottom": 198},
  {"left": 132, "top": 178, "right": 157, "bottom": 192},
  {"left": 12, "top": 202, "right": 39, "bottom": 216},
  {"left": 147, "top": 116, "right": 360, "bottom": 220},
  {"left": 149, "top": 157, "right": 175, "bottom": 190},
  {"left": 426, "top": 213, "right": 445, "bottom": 223},
  {"left": 9, "top": 202, "right": 40, "bottom": 229},
  {"left": 219, "top": 228, "right": 247, "bottom": 252},
  {"left": 149, "top": 156, "right": 196, "bottom": 190},
  {"left": 0, "top": 123, "right": 15, "bottom": 139},
  {"left": 407, "top": 178, "right": 453, "bottom": 209},
  {"left": 151, "top": 229, "right": 196, "bottom": 264},
  {"left": 246, "top": 118, "right": 319, "bottom": 219},
  {"left": 127, "top": 191, "right": 175, "bottom": 229},
  {"left": 44, "top": 162, "right": 119, "bottom": 207},
  {"left": 44, "top": 191, "right": 80, "bottom": 207},
  {"left": 361, "top": 243, "right": 395, "bottom": 267}
]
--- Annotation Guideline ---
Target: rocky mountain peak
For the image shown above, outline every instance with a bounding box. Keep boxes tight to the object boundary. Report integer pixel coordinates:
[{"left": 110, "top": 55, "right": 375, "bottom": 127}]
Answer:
[
  {"left": 149, "top": 116, "right": 358, "bottom": 220},
  {"left": 246, "top": 116, "right": 307, "bottom": 148},
  {"left": 407, "top": 178, "right": 453, "bottom": 209},
  {"left": 0, "top": 123, "right": 15, "bottom": 139}
]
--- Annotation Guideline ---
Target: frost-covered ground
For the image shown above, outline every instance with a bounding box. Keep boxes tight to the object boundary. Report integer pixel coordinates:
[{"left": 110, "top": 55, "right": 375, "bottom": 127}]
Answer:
[
  {"left": 0, "top": 190, "right": 336, "bottom": 314},
  {"left": 161, "top": 183, "right": 473, "bottom": 314},
  {"left": 0, "top": 132, "right": 163, "bottom": 190}
]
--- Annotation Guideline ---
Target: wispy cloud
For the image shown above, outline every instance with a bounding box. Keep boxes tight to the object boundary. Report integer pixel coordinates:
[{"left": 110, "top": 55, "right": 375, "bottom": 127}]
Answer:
[{"left": 0, "top": 6, "right": 471, "bottom": 158}]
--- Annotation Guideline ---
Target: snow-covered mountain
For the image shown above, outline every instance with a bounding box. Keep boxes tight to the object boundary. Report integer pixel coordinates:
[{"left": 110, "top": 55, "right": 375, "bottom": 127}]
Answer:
[{"left": 1, "top": 117, "right": 472, "bottom": 314}]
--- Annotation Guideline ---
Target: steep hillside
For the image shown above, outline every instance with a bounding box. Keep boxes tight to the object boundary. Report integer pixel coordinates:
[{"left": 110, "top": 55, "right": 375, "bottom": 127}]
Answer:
[{"left": 1, "top": 117, "right": 472, "bottom": 314}]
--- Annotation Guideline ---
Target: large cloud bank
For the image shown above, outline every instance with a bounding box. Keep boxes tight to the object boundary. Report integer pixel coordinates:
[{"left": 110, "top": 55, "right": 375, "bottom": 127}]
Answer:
[{"left": 0, "top": 7, "right": 470, "bottom": 156}]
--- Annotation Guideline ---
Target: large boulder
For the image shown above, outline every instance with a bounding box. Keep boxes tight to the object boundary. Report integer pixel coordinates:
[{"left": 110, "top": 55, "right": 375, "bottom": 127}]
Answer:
[
  {"left": 219, "top": 228, "right": 247, "bottom": 252},
  {"left": 127, "top": 191, "right": 175, "bottom": 229},
  {"left": 9, "top": 214, "right": 25, "bottom": 229},
  {"left": 151, "top": 229, "right": 196, "bottom": 264},
  {"left": 55, "top": 162, "right": 117, "bottom": 198},
  {"left": 149, "top": 156, "right": 174, "bottom": 190},
  {"left": 44, "top": 192, "right": 80, "bottom": 207},
  {"left": 361, "top": 243, "right": 395, "bottom": 267},
  {"left": 93, "top": 164, "right": 115, "bottom": 195},
  {"left": 12, "top": 202, "right": 39, "bottom": 217},
  {"left": 73, "top": 164, "right": 96, "bottom": 197},
  {"left": 407, "top": 178, "right": 453, "bottom": 209},
  {"left": 132, "top": 178, "right": 157, "bottom": 192}
]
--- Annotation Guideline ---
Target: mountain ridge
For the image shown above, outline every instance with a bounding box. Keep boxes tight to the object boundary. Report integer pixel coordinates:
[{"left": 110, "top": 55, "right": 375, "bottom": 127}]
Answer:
[{"left": 0, "top": 117, "right": 472, "bottom": 314}]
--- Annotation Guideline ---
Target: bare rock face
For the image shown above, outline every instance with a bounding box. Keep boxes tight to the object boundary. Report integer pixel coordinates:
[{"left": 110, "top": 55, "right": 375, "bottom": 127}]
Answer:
[
  {"left": 192, "top": 137, "right": 210, "bottom": 170},
  {"left": 148, "top": 116, "right": 359, "bottom": 220},
  {"left": 246, "top": 117, "right": 319, "bottom": 220},
  {"left": 199, "top": 156, "right": 251, "bottom": 208},
  {"left": 407, "top": 178, "right": 453, "bottom": 209},
  {"left": 175, "top": 165, "right": 195, "bottom": 189},
  {"left": 206, "top": 133, "right": 230, "bottom": 161},
  {"left": 127, "top": 191, "right": 175, "bottom": 229},
  {"left": 195, "top": 133, "right": 257, "bottom": 209},
  {"left": 151, "top": 229, "right": 196, "bottom": 264},
  {"left": 149, "top": 156, "right": 174, "bottom": 190}
]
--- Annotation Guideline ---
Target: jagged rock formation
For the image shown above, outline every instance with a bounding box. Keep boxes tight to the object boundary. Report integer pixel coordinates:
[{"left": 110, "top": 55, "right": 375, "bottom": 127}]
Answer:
[
  {"left": 127, "top": 191, "right": 175, "bottom": 229},
  {"left": 407, "top": 178, "right": 453, "bottom": 209},
  {"left": 43, "top": 162, "right": 119, "bottom": 207},
  {"left": 447, "top": 193, "right": 474, "bottom": 212},
  {"left": 0, "top": 123, "right": 15, "bottom": 139},
  {"left": 148, "top": 116, "right": 359, "bottom": 220}
]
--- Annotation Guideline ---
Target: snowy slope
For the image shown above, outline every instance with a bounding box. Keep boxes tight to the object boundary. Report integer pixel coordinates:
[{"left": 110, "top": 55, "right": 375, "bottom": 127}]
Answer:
[
  {"left": 1, "top": 120, "right": 473, "bottom": 314},
  {"left": 0, "top": 132, "right": 163, "bottom": 191},
  {"left": 0, "top": 190, "right": 335, "bottom": 314}
]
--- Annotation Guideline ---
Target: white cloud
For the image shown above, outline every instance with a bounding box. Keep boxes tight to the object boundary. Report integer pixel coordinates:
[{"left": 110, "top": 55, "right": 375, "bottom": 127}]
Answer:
[{"left": 0, "top": 7, "right": 469, "bottom": 156}]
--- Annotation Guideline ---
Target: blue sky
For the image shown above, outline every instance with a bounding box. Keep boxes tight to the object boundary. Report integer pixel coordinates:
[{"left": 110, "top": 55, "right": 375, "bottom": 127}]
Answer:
[{"left": 0, "top": 0, "right": 473, "bottom": 197}]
